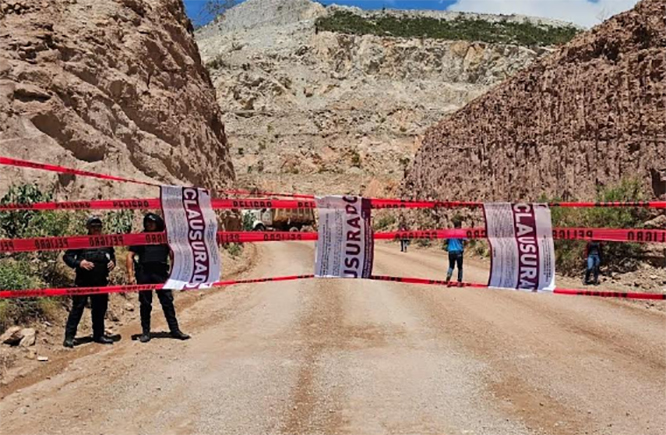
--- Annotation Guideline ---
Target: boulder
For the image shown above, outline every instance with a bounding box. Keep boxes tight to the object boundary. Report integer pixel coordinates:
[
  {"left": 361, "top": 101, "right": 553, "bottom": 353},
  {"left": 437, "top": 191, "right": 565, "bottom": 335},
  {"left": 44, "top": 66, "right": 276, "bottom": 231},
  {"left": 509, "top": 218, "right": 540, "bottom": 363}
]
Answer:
[
  {"left": 18, "top": 328, "right": 36, "bottom": 347},
  {"left": 1, "top": 326, "right": 23, "bottom": 346}
]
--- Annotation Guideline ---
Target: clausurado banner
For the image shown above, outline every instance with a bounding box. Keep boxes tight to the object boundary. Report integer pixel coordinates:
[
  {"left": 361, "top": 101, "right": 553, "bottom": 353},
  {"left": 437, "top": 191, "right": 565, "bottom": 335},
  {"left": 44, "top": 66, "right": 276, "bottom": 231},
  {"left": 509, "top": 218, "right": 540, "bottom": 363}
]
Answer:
[
  {"left": 484, "top": 203, "right": 556, "bottom": 291},
  {"left": 315, "top": 196, "right": 374, "bottom": 278},
  {"left": 161, "top": 186, "right": 221, "bottom": 290}
]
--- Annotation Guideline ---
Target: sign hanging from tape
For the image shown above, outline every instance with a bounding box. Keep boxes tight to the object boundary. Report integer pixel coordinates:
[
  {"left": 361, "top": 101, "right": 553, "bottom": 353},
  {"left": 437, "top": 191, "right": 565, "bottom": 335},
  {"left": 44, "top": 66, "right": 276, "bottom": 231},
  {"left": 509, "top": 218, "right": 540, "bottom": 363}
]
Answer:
[
  {"left": 315, "top": 196, "right": 374, "bottom": 278},
  {"left": 484, "top": 203, "right": 556, "bottom": 291},
  {"left": 161, "top": 186, "right": 221, "bottom": 290}
]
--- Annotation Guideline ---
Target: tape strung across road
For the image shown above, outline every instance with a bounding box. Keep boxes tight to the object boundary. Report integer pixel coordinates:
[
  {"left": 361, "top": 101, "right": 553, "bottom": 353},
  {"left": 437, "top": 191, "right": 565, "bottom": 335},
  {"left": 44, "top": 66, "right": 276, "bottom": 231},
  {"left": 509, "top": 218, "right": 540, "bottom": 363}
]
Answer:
[
  {"left": 1, "top": 155, "right": 664, "bottom": 301},
  {"left": 0, "top": 228, "right": 664, "bottom": 254},
  {"left": 1, "top": 274, "right": 663, "bottom": 300},
  {"left": 1, "top": 156, "right": 664, "bottom": 210},
  {"left": 0, "top": 275, "right": 314, "bottom": 299},
  {"left": 1, "top": 196, "right": 665, "bottom": 212}
]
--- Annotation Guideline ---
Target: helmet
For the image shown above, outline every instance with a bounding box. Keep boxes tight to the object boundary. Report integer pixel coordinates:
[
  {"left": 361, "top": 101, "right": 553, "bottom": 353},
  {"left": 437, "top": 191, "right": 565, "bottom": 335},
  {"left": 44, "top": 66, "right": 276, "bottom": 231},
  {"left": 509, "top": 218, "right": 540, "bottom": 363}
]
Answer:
[
  {"left": 86, "top": 216, "right": 103, "bottom": 227},
  {"left": 143, "top": 213, "right": 165, "bottom": 232}
]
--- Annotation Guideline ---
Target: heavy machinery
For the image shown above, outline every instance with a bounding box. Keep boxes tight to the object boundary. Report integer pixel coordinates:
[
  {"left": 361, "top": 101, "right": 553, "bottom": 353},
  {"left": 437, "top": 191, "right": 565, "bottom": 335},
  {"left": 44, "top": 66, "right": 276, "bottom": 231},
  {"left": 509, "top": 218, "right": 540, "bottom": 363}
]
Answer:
[{"left": 242, "top": 207, "right": 315, "bottom": 232}]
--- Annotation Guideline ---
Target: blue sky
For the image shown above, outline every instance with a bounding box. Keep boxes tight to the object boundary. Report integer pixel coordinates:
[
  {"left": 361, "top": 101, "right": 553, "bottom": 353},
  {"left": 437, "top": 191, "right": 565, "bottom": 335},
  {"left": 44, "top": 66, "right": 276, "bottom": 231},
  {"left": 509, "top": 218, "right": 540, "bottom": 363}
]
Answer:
[{"left": 183, "top": 0, "right": 640, "bottom": 28}]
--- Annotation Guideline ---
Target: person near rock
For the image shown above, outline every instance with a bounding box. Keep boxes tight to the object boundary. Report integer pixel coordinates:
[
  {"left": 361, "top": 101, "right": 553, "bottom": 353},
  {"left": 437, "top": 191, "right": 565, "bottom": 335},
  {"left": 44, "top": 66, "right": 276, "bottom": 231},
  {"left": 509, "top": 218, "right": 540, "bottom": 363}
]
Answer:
[
  {"left": 126, "top": 213, "right": 190, "bottom": 343},
  {"left": 399, "top": 221, "right": 409, "bottom": 253},
  {"left": 445, "top": 219, "right": 466, "bottom": 284},
  {"left": 62, "top": 216, "right": 115, "bottom": 348},
  {"left": 584, "top": 240, "right": 603, "bottom": 285}
]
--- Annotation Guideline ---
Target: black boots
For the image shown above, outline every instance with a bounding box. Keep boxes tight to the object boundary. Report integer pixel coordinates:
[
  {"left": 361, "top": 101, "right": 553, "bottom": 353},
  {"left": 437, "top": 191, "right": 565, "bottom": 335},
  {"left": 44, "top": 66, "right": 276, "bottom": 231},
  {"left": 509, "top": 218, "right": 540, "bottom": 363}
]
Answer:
[
  {"left": 170, "top": 330, "right": 190, "bottom": 340},
  {"left": 63, "top": 337, "right": 75, "bottom": 348},
  {"left": 93, "top": 335, "right": 114, "bottom": 345},
  {"left": 140, "top": 328, "right": 151, "bottom": 343}
]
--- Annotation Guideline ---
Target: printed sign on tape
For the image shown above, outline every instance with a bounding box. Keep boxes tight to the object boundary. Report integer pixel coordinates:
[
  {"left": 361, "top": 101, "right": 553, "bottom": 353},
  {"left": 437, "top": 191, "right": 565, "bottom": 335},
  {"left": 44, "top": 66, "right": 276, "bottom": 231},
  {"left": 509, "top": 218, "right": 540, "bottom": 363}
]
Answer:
[
  {"left": 161, "top": 186, "right": 221, "bottom": 290},
  {"left": 315, "top": 196, "right": 373, "bottom": 278},
  {"left": 484, "top": 203, "right": 555, "bottom": 291}
]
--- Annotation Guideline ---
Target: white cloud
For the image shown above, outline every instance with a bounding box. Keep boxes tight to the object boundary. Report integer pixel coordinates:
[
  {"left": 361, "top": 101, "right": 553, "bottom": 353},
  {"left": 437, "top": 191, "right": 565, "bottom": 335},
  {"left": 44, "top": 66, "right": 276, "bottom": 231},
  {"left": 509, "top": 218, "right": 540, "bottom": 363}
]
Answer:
[{"left": 446, "top": 0, "right": 640, "bottom": 28}]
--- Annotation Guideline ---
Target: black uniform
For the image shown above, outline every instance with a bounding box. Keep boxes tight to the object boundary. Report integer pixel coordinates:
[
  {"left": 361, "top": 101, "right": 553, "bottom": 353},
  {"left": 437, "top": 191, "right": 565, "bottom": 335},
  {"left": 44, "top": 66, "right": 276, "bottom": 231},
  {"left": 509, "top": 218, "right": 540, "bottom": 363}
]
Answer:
[
  {"left": 63, "top": 247, "right": 115, "bottom": 340},
  {"left": 129, "top": 240, "right": 181, "bottom": 334}
]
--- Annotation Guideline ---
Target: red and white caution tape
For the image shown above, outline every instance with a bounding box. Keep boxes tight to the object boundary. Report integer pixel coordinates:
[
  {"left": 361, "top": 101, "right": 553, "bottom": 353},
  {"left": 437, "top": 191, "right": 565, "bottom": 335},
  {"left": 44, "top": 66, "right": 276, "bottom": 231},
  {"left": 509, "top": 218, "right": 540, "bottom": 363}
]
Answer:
[
  {"left": 0, "top": 228, "right": 664, "bottom": 254},
  {"left": 1, "top": 156, "right": 664, "bottom": 209},
  {"left": 1, "top": 274, "right": 663, "bottom": 300},
  {"left": 367, "top": 275, "right": 666, "bottom": 301},
  {"left": 0, "top": 275, "right": 314, "bottom": 299}
]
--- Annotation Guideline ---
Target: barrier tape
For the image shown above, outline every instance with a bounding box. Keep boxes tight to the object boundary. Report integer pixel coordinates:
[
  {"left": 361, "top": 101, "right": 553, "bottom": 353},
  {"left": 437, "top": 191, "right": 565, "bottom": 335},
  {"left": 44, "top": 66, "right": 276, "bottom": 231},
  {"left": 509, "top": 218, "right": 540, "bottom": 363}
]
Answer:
[
  {"left": 0, "top": 228, "right": 664, "bottom": 253},
  {"left": 2, "top": 196, "right": 665, "bottom": 211},
  {"left": 0, "top": 275, "right": 314, "bottom": 299},
  {"left": 367, "top": 275, "right": 666, "bottom": 300},
  {"left": 0, "top": 198, "right": 317, "bottom": 211},
  {"left": 1, "top": 273, "right": 662, "bottom": 300},
  {"left": 2, "top": 156, "right": 665, "bottom": 210},
  {"left": 0, "top": 157, "right": 160, "bottom": 187}
]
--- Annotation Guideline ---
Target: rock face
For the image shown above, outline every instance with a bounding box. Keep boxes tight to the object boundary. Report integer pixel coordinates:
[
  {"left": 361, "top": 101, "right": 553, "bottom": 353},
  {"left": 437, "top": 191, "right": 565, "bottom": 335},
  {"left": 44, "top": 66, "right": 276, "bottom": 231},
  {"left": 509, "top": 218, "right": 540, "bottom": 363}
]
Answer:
[
  {"left": 196, "top": 0, "right": 572, "bottom": 196},
  {"left": 0, "top": 0, "right": 234, "bottom": 200},
  {"left": 404, "top": 0, "right": 666, "bottom": 203}
]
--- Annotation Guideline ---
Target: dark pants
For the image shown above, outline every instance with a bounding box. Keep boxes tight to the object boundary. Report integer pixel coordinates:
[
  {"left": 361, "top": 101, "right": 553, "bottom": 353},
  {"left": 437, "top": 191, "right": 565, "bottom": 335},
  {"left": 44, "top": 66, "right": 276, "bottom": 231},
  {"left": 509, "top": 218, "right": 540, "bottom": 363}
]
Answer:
[
  {"left": 585, "top": 254, "right": 601, "bottom": 284},
  {"left": 65, "top": 293, "right": 108, "bottom": 339},
  {"left": 447, "top": 251, "right": 464, "bottom": 282},
  {"left": 400, "top": 240, "right": 409, "bottom": 252},
  {"left": 136, "top": 264, "right": 179, "bottom": 333}
]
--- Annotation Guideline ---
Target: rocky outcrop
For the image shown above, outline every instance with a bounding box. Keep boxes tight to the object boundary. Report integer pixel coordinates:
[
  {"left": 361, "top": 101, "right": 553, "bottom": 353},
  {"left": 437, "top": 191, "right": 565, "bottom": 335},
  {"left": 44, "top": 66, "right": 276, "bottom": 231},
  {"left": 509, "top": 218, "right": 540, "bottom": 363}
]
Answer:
[
  {"left": 404, "top": 0, "right": 666, "bottom": 203},
  {"left": 196, "top": 0, "right": 572, "bottom": 196},
  {"left": 0, "top": 0, "right": 234, "bottom": 200}
]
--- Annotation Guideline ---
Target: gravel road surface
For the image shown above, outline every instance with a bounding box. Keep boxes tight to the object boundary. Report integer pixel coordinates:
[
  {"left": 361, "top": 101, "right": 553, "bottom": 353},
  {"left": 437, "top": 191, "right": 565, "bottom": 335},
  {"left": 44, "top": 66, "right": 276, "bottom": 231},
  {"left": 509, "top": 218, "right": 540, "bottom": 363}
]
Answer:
[{"left": 1, "top": 242, "right": 664, "bottom": 435}]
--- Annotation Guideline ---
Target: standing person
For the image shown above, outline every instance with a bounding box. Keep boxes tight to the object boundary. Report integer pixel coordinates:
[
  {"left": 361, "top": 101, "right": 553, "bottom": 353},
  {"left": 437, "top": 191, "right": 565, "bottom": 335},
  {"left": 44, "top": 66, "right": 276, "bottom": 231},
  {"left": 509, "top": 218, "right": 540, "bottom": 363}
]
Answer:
[
  {"left": 445, "top": 220, "right": 466, "bottom": 284},
  {"left": 62, "top": 216, "right": 115, "bottom": 348},
  {"left": 399, "top": 221, "right": 409, "bottom": 253},
  {"left": 126, "top": 213, "right": 190, "bottom": 343},
  {"left": 584, "top": 240, "right": 603, "bottom": 285}
]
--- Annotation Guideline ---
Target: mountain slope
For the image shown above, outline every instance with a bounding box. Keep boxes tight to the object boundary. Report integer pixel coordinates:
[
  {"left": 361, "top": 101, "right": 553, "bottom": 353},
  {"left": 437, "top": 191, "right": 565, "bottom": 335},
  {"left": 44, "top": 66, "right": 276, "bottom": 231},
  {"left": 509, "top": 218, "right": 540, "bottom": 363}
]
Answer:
[
  {"left": 196, "top": 0, "right": 578, "bottom": 196},
  {"left": 403, "top": 0, "right": 666, "bottom": 203},
  {"left": 0, "top": 0, "right": 234, "bottom": 199}
]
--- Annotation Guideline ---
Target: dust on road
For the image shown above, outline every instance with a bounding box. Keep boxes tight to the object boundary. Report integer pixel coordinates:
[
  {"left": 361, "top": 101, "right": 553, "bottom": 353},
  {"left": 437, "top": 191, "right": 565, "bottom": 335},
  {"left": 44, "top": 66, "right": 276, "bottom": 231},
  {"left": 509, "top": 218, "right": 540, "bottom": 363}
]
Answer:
[{"left": 1, "top": 242, "right": 664, "bottom": 435}]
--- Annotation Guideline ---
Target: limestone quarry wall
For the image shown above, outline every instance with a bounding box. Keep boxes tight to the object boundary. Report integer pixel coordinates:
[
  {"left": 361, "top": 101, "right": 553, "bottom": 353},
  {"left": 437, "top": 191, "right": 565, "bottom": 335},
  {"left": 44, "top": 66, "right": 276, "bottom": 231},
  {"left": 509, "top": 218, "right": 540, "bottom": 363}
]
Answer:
[
  {"left": 404, "top": 0, "right": 666, "bottom": 203},
  {"left": 196, "top": 0, "right": 565, "bottom": 196}
]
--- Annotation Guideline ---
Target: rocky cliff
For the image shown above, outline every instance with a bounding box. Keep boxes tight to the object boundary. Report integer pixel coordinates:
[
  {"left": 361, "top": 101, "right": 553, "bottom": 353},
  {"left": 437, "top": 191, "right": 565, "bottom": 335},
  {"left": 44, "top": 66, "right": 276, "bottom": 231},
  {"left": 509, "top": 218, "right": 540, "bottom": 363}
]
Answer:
[
  {"left": 404, "top": 0, "right": 666, "bottom": 203},
  {"left": 196, "top": 0, "right": 577, "bottom": 196},
  {"left": 0, "top": 0, "right": 234, "bottom": 200}
]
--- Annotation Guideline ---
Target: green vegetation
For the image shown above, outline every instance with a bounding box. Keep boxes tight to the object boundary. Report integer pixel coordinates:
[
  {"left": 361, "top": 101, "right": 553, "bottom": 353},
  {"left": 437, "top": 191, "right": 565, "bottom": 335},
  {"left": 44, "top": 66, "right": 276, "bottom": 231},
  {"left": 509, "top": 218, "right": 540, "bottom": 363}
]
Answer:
[
  {"left": 0, "top": 185, "right": 75, "bottom": 332},
  {"left": 224, "top": 243, "right": 243, "bottom": 258},
  {"left": 242, "top": 212, "right": 255, "bottom": 231},
  {"left": 315, "top": 11, "right": 580, "bottom": 47},
  {"left": 0, "top": 184, "right": 142, "bottom": 333},
  {"left": 0, "top": 261, "right": 58, "bottom": 332},
  {"left": 373, "top": 213, "right": 396, "bottom": 231},
  {"left": 546, "top": 180, "right": 649, "bottom": 276}
]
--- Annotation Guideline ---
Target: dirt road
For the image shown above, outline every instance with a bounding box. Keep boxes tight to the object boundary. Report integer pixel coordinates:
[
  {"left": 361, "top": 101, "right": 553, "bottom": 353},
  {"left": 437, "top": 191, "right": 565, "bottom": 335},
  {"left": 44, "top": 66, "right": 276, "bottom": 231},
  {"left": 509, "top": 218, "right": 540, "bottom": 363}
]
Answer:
[{"left": 1, "top": 242, "right": 664, "bottom": 435}]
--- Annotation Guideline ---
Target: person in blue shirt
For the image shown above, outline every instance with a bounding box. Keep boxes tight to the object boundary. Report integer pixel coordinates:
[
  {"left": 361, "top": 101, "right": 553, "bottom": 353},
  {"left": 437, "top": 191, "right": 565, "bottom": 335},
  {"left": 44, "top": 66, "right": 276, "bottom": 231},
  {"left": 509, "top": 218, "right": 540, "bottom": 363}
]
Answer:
[
  {"left": 584, "top": 240, "right": 603, "bottom": 285},
  {"left": 446, "top": 220, "right": 466, "bottom": 284}
]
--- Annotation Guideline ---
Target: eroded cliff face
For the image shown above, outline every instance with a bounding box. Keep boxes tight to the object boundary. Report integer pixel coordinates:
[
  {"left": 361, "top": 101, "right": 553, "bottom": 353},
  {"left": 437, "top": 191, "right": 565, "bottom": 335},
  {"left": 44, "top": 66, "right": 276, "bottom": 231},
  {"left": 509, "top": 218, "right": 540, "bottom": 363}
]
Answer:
[
  {"left": 0, "top": 0, "right": 234, "bottom": 199},
  {"left": 404, "top": 0, "right": 666, "bottom": 203},
  {"left": 196, "top": 0, "right": 566, "bottom": 196}
]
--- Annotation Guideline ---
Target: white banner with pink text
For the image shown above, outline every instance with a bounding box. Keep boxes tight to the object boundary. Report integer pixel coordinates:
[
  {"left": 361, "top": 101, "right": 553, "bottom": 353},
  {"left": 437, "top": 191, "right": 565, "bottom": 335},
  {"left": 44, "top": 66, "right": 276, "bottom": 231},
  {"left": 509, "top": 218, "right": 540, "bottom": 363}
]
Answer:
[
  {"left": 161, "top": 186, "right": 221, "bottom": 290},
  {"left": 483, "top": 203, "right": 555, "bottom": 292},
  {"left": 315, "top": 196, "right": 374, "bottom": 278}
]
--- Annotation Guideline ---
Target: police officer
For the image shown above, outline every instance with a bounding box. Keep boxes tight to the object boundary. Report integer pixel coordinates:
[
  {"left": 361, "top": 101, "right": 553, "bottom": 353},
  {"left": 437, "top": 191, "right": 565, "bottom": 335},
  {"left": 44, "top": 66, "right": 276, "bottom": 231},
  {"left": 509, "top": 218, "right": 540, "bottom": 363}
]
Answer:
[
  {"left": 126, "top": 213, "right": 190, "bottom": 343},
  {"left": 63, "top": 216, "right": 116, "bottom": 348}
]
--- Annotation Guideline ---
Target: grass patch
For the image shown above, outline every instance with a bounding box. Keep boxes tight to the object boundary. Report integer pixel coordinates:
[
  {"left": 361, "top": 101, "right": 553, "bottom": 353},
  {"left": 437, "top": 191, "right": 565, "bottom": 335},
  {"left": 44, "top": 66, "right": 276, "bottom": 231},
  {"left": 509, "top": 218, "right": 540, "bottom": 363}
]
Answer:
[
  {"left": 373, "top": 213, "right": 396, "bottom": 231},
  {"left": 316, "top": 11, "right": 580, "bottom": 47},
  {"left": 0, "top": 184, "right": 139, "bottom": 333},
  {"left": 544, "top": 180, "right": 649, "bottom": 276}
]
